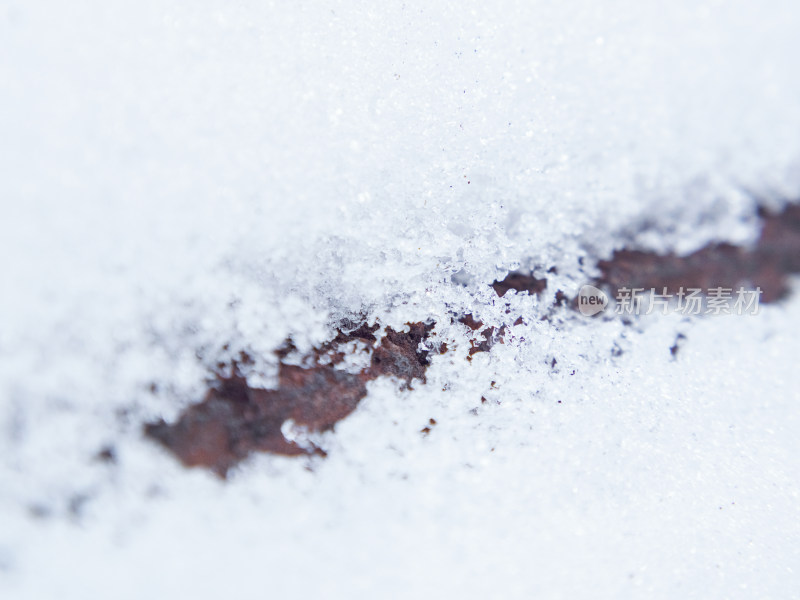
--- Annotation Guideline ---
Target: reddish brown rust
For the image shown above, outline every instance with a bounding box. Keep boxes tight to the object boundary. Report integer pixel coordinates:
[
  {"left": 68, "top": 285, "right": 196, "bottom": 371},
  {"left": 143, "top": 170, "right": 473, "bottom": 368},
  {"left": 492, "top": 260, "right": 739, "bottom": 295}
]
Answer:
[
  {"left": 492, "top": 273, "right": 547, "bottom": 297},
  {"left": 596, "top": 204, "right": 800, "bottom": 303},
  {"left": 458, "top": 314, "right": 495, "bottom": 358},
  {"left": 147, "top": 204, "right": 800, "bottom": 477},
  {"left": 145, "top": 322, "right": 436, "bottom": 476}
]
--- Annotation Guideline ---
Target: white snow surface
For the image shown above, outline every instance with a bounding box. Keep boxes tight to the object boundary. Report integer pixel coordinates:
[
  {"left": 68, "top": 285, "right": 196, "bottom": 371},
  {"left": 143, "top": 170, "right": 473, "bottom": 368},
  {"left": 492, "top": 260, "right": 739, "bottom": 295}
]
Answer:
[{"left": 2, "top": 1, "right": 800, "bottom": 598}]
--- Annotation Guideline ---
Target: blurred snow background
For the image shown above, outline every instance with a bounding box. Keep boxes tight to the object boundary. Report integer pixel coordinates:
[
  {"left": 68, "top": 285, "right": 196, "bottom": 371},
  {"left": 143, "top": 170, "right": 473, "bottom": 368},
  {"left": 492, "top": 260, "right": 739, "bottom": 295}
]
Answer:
[{"left": 1, "top": 1, "right": 800, "bottom": 597}]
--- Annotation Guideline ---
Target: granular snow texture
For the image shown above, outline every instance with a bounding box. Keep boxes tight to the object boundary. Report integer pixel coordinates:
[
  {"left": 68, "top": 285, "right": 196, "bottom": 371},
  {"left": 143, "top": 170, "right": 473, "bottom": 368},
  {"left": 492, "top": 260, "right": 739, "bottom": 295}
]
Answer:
[
  {"left": 2, "top": 1, "right": 800, "bottom": 599},
  {"left": 145, "top": 322, "right": 436, "bottom": 475}
]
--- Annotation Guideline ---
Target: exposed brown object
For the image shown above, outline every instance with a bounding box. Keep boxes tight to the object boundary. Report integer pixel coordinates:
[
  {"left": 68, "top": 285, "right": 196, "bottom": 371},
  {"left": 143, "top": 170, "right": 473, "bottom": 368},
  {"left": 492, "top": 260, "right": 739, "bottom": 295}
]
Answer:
[
  {"left": 757, "top": 204, "right": 800, "bottom": 275},
  {"left": 146, "top": 204, "right": 800, "bottom": 477},
  {"left": 420, "top": 418, "right": 437, "bottom": 436},
  {"left": 369, "top": 322, "right": 435, "bottom": 385},
  {"left": 145, "top": 322, "right": 435, "bottom": 476},
  {"left": 596, "top": 204, "right": 800, "bottom": 303},
  {"left": 459, "top": 313, "right": 484, "bottom": 331},
  {"left": 492, "top": 272, "right": 547, "bottom": 297},
  {"left": 458, "top": 314, "right": 496, "bottom": 358}
]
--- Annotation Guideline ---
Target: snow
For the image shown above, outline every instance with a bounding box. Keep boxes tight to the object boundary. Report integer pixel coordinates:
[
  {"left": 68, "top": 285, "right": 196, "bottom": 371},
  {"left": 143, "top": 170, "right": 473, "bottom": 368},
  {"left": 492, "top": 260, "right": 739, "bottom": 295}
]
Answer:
[{"left": 2, "top": 1, "right": 800, "bottom": 597}]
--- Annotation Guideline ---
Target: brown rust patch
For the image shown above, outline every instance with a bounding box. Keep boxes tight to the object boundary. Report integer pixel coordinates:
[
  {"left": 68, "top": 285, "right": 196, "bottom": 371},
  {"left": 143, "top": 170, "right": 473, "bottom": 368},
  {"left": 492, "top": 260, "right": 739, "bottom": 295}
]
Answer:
[
  {"left": 492, "top": 272, "right": 547, "bottom": 297},
  {"left": 146, "top": 204, "right": 800, "bottom": 477},
  {"left": 368, "top": 322, "right": 434, "bottom": 385},
  {"left": 458, "top": 314, "right": 496, "bottom": 358},
  {"left": 756, "top": 204, "right": 800, "bottom": 277},
  {"left": 596, "top": 203, "right": 800, "bottom": 304},
  {"left": 145, "top": 322, "right": 436, "bottom": 476}
]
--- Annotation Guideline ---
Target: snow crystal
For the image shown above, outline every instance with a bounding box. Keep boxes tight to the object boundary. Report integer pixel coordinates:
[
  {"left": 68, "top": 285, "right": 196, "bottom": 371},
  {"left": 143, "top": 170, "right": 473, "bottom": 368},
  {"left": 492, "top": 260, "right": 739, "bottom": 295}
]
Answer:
[{"left": 2, "top": 1, "right": 800, "bottom": 598}]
